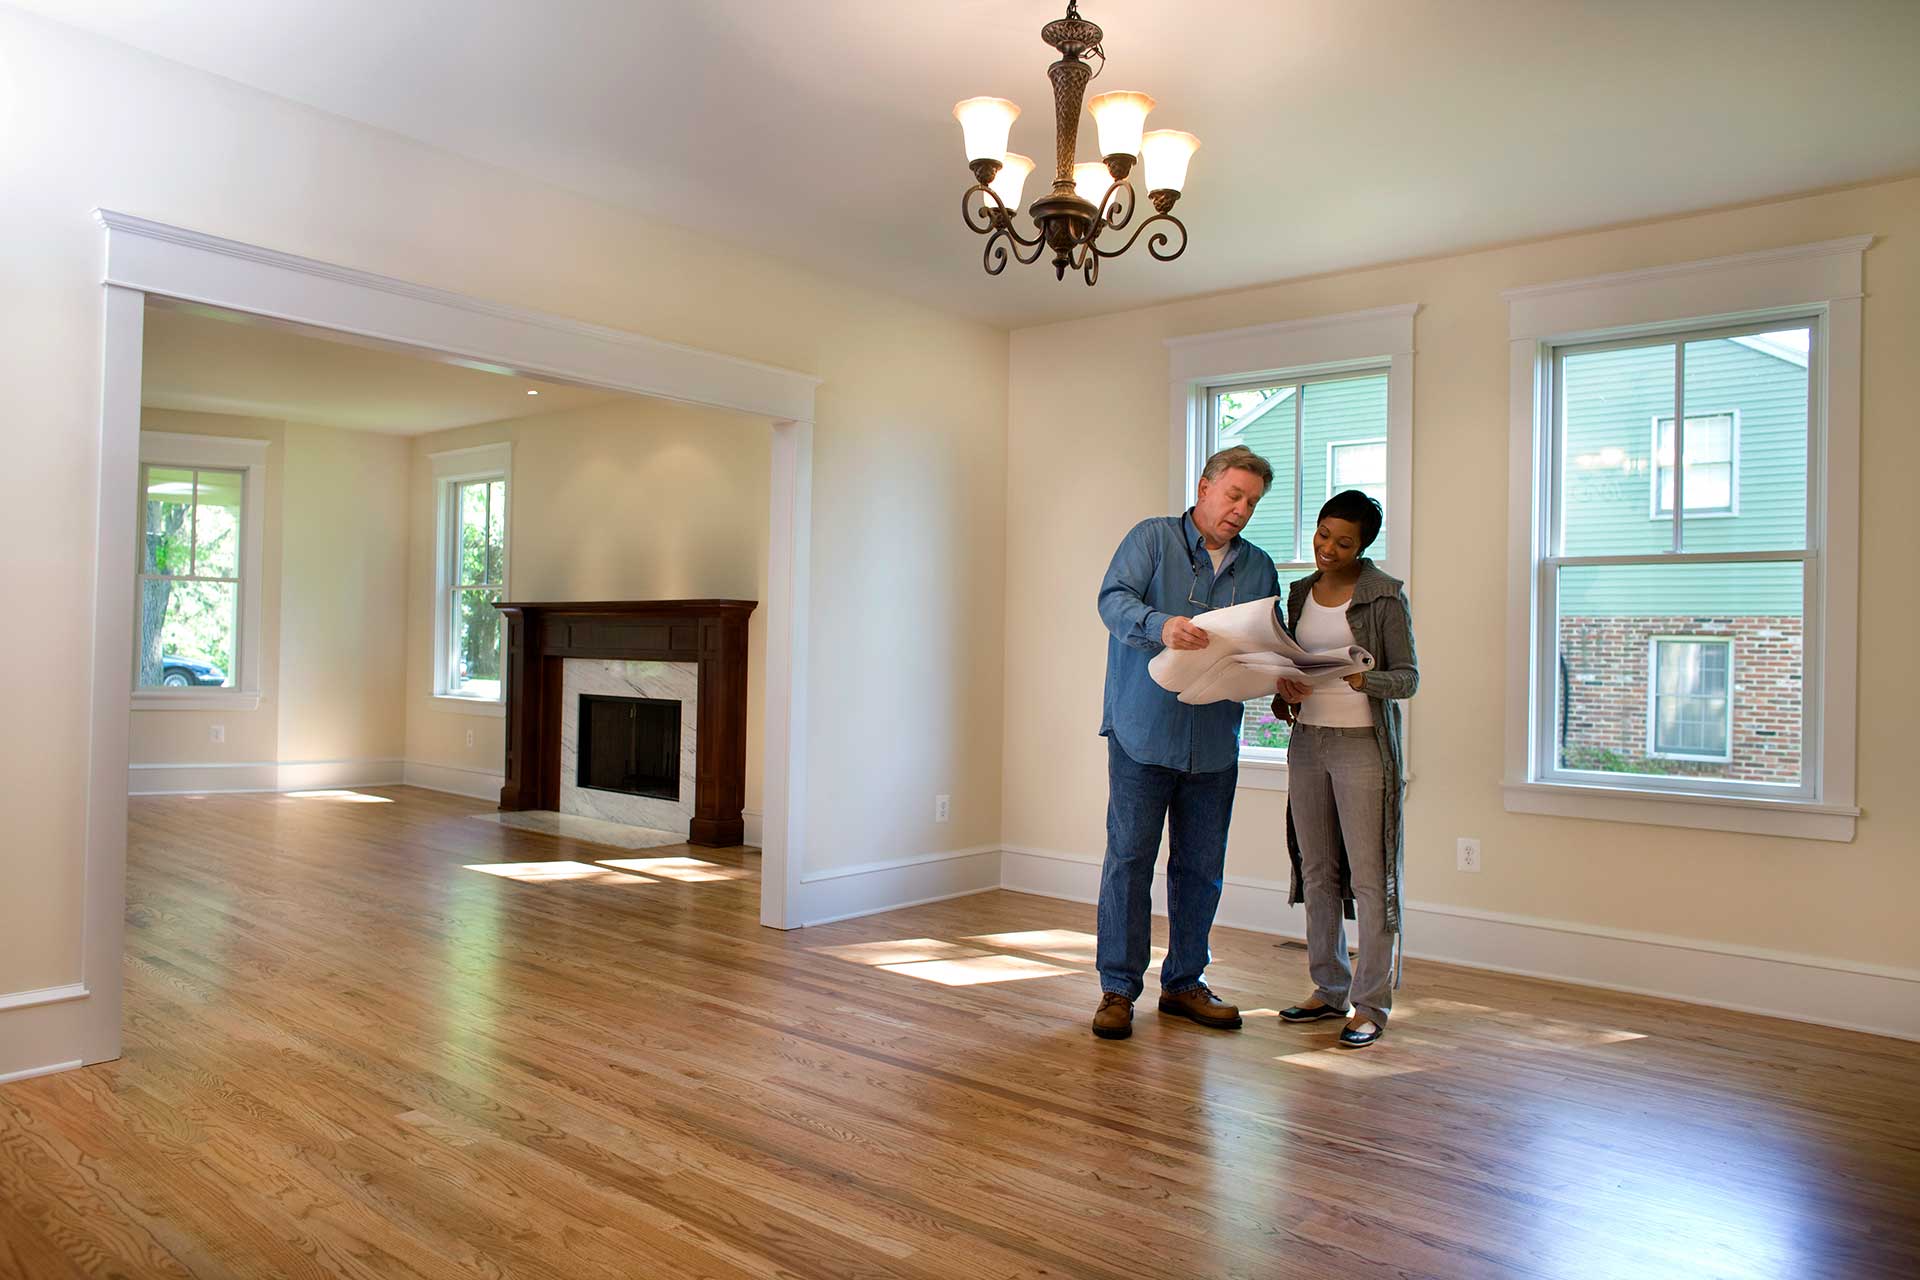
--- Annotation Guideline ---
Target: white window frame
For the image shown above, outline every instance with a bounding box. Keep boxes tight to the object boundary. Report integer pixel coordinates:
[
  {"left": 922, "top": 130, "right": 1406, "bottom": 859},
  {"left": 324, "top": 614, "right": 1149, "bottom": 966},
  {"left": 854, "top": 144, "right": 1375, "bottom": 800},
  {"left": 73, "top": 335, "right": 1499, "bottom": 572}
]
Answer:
[
  {"left": 132, "top": 431, "right": 267, "bottom": 711},
  {"left": 1504, "top": 236, "right": 1867, "bottom": 841},
  {"left": 431, "top": 442, "right": 511, "bottom": 716},
  {"left": 1647, "top": 636, "right": 1735, "bottom": 763},
  {"left": 1650, "top": 409, "right": 1740, "bottom": 519},
  {"left": 1168, "top": 304, "right": 1417, "bottom": 789}
]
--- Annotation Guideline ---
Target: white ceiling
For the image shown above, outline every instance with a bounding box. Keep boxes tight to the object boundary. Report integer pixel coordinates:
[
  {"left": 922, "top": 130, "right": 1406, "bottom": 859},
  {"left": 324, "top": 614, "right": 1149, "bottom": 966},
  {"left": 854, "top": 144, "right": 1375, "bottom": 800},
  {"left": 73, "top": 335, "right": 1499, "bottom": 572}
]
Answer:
[
  {"left": 31, "top": 0, "right": 1920, "bottom": 329},
  {"left": 142, "top": 302, "right": 626, "bottom": 433}
]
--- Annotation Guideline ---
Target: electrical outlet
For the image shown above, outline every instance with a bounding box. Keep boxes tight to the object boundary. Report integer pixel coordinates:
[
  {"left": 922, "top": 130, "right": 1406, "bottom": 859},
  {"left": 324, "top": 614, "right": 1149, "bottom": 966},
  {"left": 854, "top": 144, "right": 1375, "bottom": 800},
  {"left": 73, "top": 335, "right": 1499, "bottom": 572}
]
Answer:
[
  {"left": 208, "top": 724, "right": 225, "bottom": 744},
  {"left": 465, "top": 729, "right": 476, "bottom": 748},
  {"left": 934, "top": 794, "right": 951, "bottom": 823},
  {"left": 1456, "top": 837, "right": 1482, "bottom": 873}
]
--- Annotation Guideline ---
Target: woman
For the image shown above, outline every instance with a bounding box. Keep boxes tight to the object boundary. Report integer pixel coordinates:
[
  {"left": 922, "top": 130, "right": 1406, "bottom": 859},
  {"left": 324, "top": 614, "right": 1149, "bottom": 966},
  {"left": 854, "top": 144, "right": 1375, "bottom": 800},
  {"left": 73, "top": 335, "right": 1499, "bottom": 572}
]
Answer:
[{"left": 1275, "top": 490, "right": 1419, "bottom": 1049}]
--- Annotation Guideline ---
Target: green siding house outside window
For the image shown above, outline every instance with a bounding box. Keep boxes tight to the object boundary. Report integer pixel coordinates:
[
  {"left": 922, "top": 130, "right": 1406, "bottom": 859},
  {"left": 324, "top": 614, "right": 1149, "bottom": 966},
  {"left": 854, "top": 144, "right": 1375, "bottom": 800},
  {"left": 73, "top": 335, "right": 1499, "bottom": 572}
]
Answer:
[{"left": 1555, "top": 328, "right": 1811, "bottom": 785}]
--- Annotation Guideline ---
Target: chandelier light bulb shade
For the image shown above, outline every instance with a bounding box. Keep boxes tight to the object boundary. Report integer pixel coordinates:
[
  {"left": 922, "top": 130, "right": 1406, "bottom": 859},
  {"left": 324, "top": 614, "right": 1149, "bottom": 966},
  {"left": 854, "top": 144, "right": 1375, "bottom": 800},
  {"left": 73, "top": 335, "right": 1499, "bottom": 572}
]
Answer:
[
  {"left": 954, "top": 4, "right": 1191, "bottom": 286},
  {"left": 1073, "top": 161, "right": 1114, "bottom": 208},
  {"left": 952, "top": 96, "right": 1021, "bottom": 163},
  {"left": 989, "top": 152, "right": 1036, "bottom": 212},
  {"left": 1087, "top": 91, "right": 1156, "bottom": 159},
  {"left": 1140, "top": 129, "right": 1200, "bottom": 194}
]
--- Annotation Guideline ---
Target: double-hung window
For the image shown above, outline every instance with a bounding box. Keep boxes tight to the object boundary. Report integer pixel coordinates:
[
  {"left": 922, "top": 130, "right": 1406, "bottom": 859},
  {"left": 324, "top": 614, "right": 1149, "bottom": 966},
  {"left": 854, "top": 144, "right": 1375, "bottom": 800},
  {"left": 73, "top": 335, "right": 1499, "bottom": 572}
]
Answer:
[
  {"left": 134, "top": 432, "right": 267, "bottom": 709},
  {"left": 432, "top": 443, "right": 511, "bottom": 710},
  {"left": 1208, "top": 369, "right": 1392, "bottom": 759},
  {"left": 1170, "top": 305, "right": 1416, "bottom": 778},
  {"left": 1505, "top": 238, "right": 1865, "bottom": 840}
]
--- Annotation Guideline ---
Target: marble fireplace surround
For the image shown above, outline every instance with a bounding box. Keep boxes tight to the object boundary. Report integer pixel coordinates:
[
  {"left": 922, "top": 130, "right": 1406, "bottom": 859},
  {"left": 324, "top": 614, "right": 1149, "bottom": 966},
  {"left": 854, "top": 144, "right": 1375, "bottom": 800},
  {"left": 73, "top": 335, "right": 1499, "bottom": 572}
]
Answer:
[
  {"left": 559, "top": 659, "right": 698, "bottom": 834},
  {"left": 495, "top": 599, "right": 756, "bottom": 847}
]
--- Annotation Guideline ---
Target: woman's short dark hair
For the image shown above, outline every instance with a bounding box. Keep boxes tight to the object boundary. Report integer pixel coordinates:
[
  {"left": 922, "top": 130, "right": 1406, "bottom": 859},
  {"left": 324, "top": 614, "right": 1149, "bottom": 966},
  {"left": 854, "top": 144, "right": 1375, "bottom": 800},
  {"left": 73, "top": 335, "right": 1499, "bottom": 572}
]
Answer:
[{"left": 1318, "top": 489, "right": 1383, "bottom": 551}]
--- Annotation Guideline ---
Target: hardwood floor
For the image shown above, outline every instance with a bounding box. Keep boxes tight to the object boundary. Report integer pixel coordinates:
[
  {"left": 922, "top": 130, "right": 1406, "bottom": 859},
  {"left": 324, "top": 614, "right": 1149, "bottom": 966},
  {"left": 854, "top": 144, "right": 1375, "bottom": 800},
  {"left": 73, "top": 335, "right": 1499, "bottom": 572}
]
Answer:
[{"left": 2, "top": 787, "right": 1916, "bottom": 1279}]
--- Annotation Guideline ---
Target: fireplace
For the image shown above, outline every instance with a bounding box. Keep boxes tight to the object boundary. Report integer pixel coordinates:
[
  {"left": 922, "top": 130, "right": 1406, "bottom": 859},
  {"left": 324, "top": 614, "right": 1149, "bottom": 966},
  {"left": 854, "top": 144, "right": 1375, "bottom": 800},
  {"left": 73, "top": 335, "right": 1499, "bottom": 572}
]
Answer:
[
  {"left": 494, "top": 599, "right": 756, "bottom": 846},
  {"left": 577, "top": 694, "right": 682, "bottom": 801}
]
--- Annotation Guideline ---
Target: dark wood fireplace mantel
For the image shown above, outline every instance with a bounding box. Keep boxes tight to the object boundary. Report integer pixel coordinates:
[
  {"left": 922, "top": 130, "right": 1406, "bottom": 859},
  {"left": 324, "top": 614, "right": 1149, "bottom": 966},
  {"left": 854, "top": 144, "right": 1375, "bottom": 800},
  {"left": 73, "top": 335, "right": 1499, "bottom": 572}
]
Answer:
[{"left": 493, "top": 599, "right": 756, "bottom": 847}]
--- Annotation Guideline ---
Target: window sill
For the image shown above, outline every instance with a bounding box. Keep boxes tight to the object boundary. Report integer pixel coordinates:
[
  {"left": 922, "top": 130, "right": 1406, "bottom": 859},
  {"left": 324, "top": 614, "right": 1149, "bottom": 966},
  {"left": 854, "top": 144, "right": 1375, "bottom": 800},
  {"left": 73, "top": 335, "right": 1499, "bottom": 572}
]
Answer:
[
  {"left": 1502, "top": 780, "right": 1857, "bottom": 843},
  {"left": 432, "top": 694, "right": 506, "bottom": 718},
  {"left": 132, "top": 690, "right": 262, "bottom": 712},
  {"left": 1237, "top": 759, "right": 1289, "bottom": 792}
]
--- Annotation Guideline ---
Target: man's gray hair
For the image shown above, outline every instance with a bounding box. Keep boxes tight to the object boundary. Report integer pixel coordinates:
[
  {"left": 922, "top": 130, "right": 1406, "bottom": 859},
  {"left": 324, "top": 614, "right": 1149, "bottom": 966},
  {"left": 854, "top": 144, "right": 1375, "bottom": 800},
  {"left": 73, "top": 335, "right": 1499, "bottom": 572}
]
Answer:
[{"left": 1202, "top": 445, "right": 1274, "bottom": 493}]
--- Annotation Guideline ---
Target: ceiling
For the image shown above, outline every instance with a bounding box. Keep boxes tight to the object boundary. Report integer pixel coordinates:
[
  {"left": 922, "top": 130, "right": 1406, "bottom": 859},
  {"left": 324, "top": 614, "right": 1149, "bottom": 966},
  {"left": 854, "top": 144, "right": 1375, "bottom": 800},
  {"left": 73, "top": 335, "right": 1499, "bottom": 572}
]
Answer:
[
  {"left": 142, "top": 302, "right": 625, "bottom": 433},
  {"left": 32, "top": 1, "right": 1920, "bottom": 329}
]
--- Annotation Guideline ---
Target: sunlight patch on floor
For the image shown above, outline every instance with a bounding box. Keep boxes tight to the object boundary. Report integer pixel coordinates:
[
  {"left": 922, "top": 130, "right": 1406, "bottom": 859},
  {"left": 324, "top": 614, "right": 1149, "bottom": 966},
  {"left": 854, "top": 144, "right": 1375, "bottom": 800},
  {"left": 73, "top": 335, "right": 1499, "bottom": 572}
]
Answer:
[
  {"left": 1276, "top": 1049, "right": 1426, "bottom": 1079},
  {"left": 285, "top": 789, "right": 393, "bottom": 803},
  {"left": 878, "top": 955, "right": 1078, "bottom": 986},
  {"left": 960, "top": 928, "right": 1165, "bottom": 967},
  {"left": 812, "top": 938, "right": 991, "bottom": 966},
  {"left": 463, "top": 861, "right": 652, "bottom": 884},
  {"left": 599, "top": 856, "right": 749, "bottom": 883}
]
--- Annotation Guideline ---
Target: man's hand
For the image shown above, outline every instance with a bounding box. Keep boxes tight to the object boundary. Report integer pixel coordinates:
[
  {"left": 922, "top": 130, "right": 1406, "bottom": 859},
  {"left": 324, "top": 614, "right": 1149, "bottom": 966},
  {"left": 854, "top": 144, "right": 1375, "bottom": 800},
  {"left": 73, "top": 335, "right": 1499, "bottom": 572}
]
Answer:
[
  {"left": 1275, "top": 677, "right": 1312, "bottom": 704},
  {"left": 1161, "top": 616, "right": 1211, "bottom": 651}
]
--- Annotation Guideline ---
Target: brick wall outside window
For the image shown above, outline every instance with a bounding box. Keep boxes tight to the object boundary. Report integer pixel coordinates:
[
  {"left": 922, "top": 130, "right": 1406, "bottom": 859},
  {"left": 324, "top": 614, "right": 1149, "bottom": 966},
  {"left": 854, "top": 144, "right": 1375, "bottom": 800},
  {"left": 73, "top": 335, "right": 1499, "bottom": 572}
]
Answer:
[{"left": 1558, "top": 615, "right": 1802, "bottom": 784}]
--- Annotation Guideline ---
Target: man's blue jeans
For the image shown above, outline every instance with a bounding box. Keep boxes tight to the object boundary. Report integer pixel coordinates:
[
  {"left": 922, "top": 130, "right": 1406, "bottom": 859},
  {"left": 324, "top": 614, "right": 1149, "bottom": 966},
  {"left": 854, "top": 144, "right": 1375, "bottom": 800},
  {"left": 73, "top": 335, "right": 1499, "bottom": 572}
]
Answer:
[{"left": 1095, "top": 735, "right": 1238, "bottom": 1000}]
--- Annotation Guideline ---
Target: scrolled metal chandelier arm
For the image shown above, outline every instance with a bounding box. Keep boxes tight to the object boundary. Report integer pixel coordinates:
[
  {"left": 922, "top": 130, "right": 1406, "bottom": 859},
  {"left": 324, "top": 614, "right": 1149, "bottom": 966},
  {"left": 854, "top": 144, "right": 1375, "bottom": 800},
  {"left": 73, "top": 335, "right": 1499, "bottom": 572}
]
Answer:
[
  {"left": 984, "top": 223, "right": 1050, "bottom": 275},
  {"left": 962, "top": 178, "right": 1046, "bottom": 248},
  {"left": 1093, "top": 208, "right": 1187, "bottom": 262},
  {"left": 952, "top": 2, "right": 1195, "bottom": 286}
]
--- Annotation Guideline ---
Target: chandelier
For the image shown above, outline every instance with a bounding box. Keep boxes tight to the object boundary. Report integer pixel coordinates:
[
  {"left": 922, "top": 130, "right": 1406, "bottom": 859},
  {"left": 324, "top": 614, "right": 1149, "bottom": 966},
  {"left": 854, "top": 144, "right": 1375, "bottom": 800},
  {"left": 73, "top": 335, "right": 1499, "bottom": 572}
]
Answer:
[{"left": 953, "top": 1, "right": 1197, "bottom": 286}]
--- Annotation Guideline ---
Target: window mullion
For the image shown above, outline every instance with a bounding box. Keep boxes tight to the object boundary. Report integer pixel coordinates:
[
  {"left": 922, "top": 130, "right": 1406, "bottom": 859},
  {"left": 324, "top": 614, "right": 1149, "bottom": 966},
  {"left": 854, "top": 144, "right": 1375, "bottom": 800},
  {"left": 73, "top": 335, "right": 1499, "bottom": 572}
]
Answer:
[
  {"left": 187, "top": 467, "right": 200, "bottom": 578},
  {"left": 1671, "top": 344, "right": 1685, "bottom": 551},
  {"left": 1292, "top": 383, "right": 1304, "bottom": 562}
]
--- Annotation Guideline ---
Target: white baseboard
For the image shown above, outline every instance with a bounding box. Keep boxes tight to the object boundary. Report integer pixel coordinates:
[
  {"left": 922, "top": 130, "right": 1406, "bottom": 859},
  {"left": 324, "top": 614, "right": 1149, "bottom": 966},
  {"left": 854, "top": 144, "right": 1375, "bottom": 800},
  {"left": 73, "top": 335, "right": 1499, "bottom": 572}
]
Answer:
[
  {"left": 796, "top": 845, "right": 1002, "bottom": 927},
  {"left": 0, "top": 1059, "right": 84, "bottom": 1085},
  {"left": 128, "top": 757, "right": 403, "bottom": 796},
  {"left": 742, "top": 808, "right": 764, "bottom": 848},
  {"left": 0, "top": 983, "right": 89, "bottom": 1013},
  {"left": 1000, "top": 845, "right": 1920, "bottom": 1042},
  {"left": 0, "top": 992, "right": 112, "bottom": 1084},
  {"left": 401, "top": 760, "right": 506, "bottom": 802}
]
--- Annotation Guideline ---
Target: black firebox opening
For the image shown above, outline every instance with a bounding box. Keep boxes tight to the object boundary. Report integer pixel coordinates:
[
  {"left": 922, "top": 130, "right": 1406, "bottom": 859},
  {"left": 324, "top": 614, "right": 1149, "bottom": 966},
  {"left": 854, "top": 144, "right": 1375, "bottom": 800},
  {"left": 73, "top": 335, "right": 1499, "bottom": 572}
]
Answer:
[{"left": 577, "top": 694, "right": 681, "bottom": 801}]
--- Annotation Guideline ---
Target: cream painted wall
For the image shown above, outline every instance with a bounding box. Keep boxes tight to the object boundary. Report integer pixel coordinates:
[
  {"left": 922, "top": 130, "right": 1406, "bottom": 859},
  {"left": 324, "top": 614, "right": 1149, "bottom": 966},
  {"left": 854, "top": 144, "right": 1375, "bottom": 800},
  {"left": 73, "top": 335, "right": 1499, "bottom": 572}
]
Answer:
[
  {"left": 403, "top": 398, "right": 772, "bottom": 822},
  {"left": 1004, "top": 176, "right": 1920, "bottom": 973},
  {"left": 277, "top": 424, "right": 410, "bottom": 766},
  {"left": 127, "top": 415, "right": 411, "bottom": 775},
  {"left": 0, "top": 8, "right": 1005, "bottom": 1004},
  {"left": 129, "top": 410, "right": 286, "bottom": 770}
]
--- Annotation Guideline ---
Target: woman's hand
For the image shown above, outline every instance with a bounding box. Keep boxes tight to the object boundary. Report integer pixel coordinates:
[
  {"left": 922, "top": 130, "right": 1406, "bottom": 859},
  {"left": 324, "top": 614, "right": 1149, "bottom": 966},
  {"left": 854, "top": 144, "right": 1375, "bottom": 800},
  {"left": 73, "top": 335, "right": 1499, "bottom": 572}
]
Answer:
[
  {"left": 1344, "top": 673, "right": 1368, "bottom": 691},
  {"left": 1276, "top": 677, "right": 1312, "bottom": 704}
]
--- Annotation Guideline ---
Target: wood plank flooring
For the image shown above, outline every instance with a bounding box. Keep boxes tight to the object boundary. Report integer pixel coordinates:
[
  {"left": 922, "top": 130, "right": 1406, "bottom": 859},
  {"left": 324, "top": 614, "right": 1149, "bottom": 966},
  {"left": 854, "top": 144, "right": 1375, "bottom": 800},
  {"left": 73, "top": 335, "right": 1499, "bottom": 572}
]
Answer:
[{"left": 2, "top": 786, "right": 1916, "bottom": 1279}]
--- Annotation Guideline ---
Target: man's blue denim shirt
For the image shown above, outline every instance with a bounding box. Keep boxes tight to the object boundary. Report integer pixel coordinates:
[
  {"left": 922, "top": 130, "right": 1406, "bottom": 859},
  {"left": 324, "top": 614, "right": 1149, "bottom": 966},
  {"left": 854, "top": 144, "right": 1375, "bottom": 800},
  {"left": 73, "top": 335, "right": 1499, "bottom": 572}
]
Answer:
[{"left": 1097, "top": 511, "right": 1279, "bottom": 774}]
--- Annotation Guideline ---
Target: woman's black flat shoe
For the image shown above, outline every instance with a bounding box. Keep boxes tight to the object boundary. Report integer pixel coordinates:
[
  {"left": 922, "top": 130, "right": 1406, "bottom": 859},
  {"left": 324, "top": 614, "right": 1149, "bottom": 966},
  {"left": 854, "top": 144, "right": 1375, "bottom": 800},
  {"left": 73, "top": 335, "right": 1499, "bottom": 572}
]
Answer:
[
  {"left": 1279, "top": 1003, "right": 1348, "bottom": 1023},
  {"left": 1336, "top": 1022, "right": 1384, "bottom": 1049}
]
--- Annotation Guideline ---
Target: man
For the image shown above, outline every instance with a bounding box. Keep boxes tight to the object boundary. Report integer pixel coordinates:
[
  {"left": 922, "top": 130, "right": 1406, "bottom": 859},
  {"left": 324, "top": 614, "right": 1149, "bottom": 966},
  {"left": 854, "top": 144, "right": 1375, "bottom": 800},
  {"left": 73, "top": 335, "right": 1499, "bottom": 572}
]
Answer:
[{"left": 1092, "top": 445, "right": 1304, "bottom": 1040}]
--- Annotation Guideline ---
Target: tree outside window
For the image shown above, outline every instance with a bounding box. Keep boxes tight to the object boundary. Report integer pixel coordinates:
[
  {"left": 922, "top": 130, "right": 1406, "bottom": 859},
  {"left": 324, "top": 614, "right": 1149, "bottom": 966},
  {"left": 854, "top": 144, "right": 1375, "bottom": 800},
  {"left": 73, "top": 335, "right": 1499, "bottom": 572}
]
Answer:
[
  {"left": 137, "top": 466, "right": 242, "bottom": 688},
  {"left": 448, "top": 477, "right": 506, "bottom": 699}
]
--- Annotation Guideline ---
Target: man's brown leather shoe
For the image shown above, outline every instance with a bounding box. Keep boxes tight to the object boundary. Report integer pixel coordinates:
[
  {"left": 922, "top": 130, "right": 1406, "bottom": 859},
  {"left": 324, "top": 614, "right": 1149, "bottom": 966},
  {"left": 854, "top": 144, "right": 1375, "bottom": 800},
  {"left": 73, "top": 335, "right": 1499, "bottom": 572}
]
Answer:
[
  {"left": 1157, "top": 983, "right": 1242, "bottom": 1029},
  {"left": 1091, "top": 993, "right": 1134, "bottom": 1040}
]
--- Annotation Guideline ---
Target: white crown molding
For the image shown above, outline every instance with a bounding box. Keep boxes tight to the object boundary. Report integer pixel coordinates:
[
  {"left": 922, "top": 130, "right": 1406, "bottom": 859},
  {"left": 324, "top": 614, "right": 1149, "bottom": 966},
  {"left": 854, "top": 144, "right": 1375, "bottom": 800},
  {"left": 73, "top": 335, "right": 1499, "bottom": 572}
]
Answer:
[
  {"left": 1165, "top": 303, "right": 1418, "bottom": 386},
  {"left": 138, "top": 431, "right": 271, "bottom": 464},
  {"left": 1164, "top": 302, "right": 1421, "bottom": 349},
  {"left": 1501, "top": 235, "right": 1876, "bottom": 302},
  {"left": 1504, "top": 235, "right": 1871, "bottom": 341},
  {"left": 94, "top": 209, "right": 821, "bottom": 424}
]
